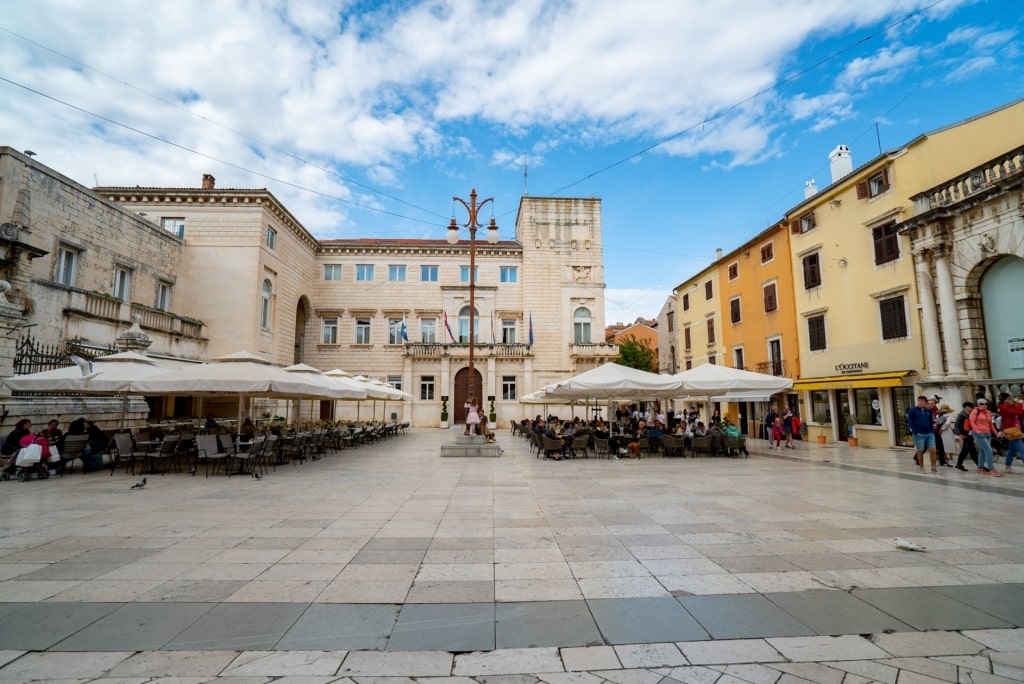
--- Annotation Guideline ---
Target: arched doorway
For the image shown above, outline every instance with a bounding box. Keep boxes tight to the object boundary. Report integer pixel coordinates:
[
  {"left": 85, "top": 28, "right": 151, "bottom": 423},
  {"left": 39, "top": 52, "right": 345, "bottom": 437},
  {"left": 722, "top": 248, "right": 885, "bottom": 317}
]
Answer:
[
  {"left": 453, "top": 367, "right": 483, "bottom": 424},
  {"left": 294, "top": 296, "right": 311, "bottom": 364},
  {"left": 981, "top": 255, "right": 1024, "bottom": 379}
]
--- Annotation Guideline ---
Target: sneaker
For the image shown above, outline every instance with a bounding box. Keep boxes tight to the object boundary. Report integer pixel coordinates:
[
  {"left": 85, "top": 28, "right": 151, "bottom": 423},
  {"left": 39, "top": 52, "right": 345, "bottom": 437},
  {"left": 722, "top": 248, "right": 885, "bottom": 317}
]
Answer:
[
  {"left": 931, "top": 468, "right": 938, "bottom": 474},
  {"left": 991, "top": 470, "right": 1004, "bottom": 477},
  {"left": 1006, "top": 467, "right": 1016, "bottom": 474},
  {"left": 920, "top": 467, "right": 926, "bottom": 473}
]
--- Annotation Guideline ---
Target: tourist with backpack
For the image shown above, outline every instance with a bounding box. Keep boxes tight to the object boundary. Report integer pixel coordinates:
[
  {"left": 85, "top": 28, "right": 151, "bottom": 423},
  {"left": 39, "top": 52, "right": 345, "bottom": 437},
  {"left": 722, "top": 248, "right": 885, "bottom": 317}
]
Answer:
[{"left": 953, "top": 401, "right": 978, "bottom": 471}]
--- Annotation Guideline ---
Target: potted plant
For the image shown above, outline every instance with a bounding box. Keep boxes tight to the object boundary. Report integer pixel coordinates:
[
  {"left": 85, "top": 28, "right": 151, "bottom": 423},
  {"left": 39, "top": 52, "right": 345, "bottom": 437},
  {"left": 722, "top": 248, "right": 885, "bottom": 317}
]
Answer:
[{"left": 440, "top": 396, "right": 449, "bottom": 429}]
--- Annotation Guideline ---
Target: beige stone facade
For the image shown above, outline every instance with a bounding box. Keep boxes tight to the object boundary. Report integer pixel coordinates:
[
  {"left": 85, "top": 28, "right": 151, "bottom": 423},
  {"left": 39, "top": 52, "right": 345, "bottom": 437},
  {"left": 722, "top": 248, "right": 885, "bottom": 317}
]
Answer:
[{"left": 0, "top": 152, "right": 617, "bottom": 429}]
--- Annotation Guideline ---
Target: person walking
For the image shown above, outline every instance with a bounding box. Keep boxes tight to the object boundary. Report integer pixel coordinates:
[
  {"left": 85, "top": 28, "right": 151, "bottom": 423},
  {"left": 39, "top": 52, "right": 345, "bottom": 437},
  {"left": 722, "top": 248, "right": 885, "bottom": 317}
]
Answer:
[
  {"left": 997, "top": 392, "right": 1023, "bottom": 474},
  {"left": 953, "top": 401, "right": 978, "bottom": 471},
  {"left": 907, "top": 395, "right": 938, "bottom": 473},
  {"left": 970, "top": 398, "right": 1000, "bottom": 476}
]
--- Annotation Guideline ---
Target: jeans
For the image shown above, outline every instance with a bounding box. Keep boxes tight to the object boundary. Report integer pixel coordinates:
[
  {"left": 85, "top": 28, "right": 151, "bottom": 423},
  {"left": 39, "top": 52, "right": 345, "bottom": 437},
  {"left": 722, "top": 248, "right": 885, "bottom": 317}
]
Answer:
[
  {"left": 974, "top": 432, "right": 994, "bottom": 470},
  {"left": 956, "top": 434, "right": 978, "bottom": 467},
  {"left": 1005, "top": 438, "right": 1024, "bottom": 468}
]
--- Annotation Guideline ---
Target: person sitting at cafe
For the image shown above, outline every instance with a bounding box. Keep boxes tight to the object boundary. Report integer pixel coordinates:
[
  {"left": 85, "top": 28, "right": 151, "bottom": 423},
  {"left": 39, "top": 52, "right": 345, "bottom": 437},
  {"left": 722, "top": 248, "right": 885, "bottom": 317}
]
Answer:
[
  {"left": 240, "top": 418, "right": 257, "bottom": 439},
  {"left": 39, "top": 419, "right": 63, "bottom": 443},
  {"left": 204, "top": 414, "right": 220, "bottom": 431},
  {"left": 722, "top": 419, "right": 750, "bottom": 456}
]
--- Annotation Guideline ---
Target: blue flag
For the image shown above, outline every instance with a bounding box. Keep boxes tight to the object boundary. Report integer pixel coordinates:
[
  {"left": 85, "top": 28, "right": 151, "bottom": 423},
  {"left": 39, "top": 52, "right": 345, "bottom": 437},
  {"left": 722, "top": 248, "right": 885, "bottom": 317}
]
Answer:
[
  {"left": 528, "top": 312, "right": 534, "bottom": 347},
  {"left": 400, "top": 317, "right": 408, "bottom": 342}
]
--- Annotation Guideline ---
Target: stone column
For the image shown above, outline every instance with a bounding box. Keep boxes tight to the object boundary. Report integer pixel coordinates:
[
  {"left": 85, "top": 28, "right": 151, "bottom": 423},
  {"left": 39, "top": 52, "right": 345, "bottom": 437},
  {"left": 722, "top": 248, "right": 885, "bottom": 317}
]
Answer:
[
  {"left": 933, "top": 244, "right": 966, "bottom": 378},
  {"left": 914, "top": 249, "right": 945, "bottom": 379}
]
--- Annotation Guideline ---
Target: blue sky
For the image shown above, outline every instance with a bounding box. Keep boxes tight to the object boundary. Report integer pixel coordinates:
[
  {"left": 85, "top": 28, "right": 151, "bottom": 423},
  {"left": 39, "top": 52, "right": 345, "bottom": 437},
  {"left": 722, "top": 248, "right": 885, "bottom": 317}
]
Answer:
[{"left": 1, "top": 0, "right": 1022, "bottom": 324}]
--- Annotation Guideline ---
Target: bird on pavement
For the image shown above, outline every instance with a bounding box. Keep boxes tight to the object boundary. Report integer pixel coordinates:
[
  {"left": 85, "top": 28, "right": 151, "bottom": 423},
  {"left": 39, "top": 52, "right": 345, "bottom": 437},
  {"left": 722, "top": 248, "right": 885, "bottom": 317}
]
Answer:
[
  {"left": 252, "top": 472, "right": 262, "bottom": 480},
  {"left": 894, "top": 537, "right": 926, "bottom": 551},
  {"left": 130, "top": 477, "right": 147, "bottom": 490}
]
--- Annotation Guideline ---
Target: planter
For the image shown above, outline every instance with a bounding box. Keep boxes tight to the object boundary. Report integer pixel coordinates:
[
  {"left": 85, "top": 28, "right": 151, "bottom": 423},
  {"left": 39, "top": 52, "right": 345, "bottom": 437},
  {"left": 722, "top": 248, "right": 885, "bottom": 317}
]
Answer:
[
  {"left": 439, "top": 420, "right": 449, "bottom": 429},
  {"left": 816, "top": 434, "right": 827, "bottom": 445},
  {"left": 847, "top": 437, "right": 858, "bottom": 447}
]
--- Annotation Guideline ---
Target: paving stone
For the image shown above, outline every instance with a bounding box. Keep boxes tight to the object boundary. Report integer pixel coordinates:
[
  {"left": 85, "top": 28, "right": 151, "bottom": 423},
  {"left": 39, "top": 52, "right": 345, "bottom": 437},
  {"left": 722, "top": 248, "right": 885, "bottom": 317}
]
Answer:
[
  {"left": 677, "top": 639, "right": 784, "bottom": 665},
  {"left": 496, "top": 601, "right": 602, "bottom": 649},
  {"left": 223, "top": 650, "right": 346, "bottom": 676},
  {"left": 678, "top": 594, "right": 813, "bottom": 639},
  {"left": 962, "top": 627, "right": 1024, "bottom": 652},
  {"left": 106, "top": 649, "right": 241, "bottom": 678},
  {"left": 589, "top": 598, "right": 708, "bottom": 644},
  {"left": 871, "top": 630, "right": 986, "bottom": 657},
  {"left": 765, "top": 635, "right": 888, "bottom": 662},
  {"left": 873, "top": 656, "right": 959, "bottom": 681},
  {"left": 453, "top": 648, "right": 564, "bottom": 676},
  {"left": 854, "top": 587, "right": 1014, "bottom": 631},
  {"left": 612, "top": 643, "right": 687, "bottom": 668},
  {"left": 560, "top": 645, "right": 620, "bottom": 671},
  {"left": 277, "top": 603, "right": 400, "bottom": 651},
  {"left": 389, "top": 603, "right": 495, "bottom": 652},
  {"left": 339, "top": 650, "right": 453, "bottom": 676}
]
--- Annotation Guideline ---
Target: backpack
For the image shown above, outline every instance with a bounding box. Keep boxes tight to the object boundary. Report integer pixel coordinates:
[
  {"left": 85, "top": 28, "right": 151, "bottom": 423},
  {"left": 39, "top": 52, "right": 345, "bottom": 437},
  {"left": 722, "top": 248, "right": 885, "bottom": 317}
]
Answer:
[{"left": 954, "top": 411, "right": 968, "bottom": 436}]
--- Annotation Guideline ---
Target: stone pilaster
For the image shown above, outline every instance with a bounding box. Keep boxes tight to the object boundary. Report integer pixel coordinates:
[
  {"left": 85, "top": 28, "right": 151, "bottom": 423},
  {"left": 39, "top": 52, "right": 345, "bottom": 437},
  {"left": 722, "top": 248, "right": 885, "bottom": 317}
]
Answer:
[
  {"left": 932, "top": 244, "right": 966, "bottom": 378},
  {"left": 913, "top": 249, "right": 945, "bottom": 379}
]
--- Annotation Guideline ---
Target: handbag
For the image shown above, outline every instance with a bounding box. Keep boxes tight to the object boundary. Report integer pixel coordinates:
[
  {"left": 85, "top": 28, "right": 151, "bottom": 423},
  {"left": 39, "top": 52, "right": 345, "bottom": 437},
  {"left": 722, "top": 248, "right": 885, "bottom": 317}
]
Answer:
[{"left": 1003, "top": 426, "right": 1023, "bottom": 441}]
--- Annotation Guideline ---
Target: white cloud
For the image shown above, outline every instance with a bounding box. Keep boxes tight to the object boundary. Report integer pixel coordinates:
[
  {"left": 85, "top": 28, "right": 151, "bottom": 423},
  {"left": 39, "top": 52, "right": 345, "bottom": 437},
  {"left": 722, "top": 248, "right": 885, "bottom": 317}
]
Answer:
[{"left": 605, "top": 288, "right": 664, "bottom": 327}]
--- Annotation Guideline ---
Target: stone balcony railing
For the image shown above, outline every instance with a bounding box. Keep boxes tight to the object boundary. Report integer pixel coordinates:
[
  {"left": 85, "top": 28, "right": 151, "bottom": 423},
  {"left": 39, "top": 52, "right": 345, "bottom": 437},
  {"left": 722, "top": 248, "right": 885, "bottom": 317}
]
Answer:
[
  {"left": 404, "top": 342, "right": 532, "bottom": 359},
  {"left": 911, "top": 145, "right": 1024, "bottom": 214},
  {"left": 569, "top": 342, "right": 619, "bottom": 358}
]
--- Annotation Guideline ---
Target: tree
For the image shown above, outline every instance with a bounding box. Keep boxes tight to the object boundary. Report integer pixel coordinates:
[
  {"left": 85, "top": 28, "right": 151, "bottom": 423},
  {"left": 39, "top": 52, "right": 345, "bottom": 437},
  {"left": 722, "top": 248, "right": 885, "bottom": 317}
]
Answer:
[{"left": 616, "top": 334, "right": 655, "bottom": 372}]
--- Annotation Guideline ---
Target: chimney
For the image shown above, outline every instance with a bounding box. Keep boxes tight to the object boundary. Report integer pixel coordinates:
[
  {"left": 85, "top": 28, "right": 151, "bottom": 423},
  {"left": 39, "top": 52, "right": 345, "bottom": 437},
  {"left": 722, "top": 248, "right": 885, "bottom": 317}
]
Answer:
[
  {"left": 201, "top": 174, "right": 216, "bottom": 190},
  {"left": 804, "top": 179, "right": 818, "bottom": 199},
  {"left": 715, "top": 248, "right": 723, "bottom": 261},
  {"left": 829, "top": 145, "right": 853, "bottom": 183}
]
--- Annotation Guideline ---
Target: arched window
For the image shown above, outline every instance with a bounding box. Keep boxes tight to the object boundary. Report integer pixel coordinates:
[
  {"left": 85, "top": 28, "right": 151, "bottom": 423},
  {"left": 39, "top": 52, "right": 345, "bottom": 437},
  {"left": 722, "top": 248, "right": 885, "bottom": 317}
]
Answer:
[
  {"left": 574, "top": 307, "right": 592, "bottom": 344},
  {"left": 260, "top": 279, "right": 273, "bottom": 330},
  {"left": 458, "top": 305, "right": 479, "bottom": 343}
]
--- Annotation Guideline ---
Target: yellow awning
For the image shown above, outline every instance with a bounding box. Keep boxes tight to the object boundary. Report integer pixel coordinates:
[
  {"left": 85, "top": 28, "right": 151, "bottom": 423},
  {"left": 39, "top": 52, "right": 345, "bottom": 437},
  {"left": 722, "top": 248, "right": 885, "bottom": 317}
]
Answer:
[{"left": 793, "top": 370, "right": 914, "bottom": 391}]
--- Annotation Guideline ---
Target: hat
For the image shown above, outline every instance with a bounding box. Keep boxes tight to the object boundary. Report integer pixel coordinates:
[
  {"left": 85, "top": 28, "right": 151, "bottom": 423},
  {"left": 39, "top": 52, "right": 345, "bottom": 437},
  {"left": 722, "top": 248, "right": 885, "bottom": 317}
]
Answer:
[
  {"left": 939, "top": 404, "right": 952, "bottom": 413},
  {"left": 929, "top": 394, "right": 942, "bottom": 401},
  {"left": 977, "top": 398, "right": 987, "bottom": 404}
]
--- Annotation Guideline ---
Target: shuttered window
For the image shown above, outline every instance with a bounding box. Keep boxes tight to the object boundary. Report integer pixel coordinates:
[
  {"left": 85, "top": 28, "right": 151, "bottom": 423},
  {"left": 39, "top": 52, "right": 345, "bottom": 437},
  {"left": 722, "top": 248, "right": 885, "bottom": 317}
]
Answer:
[
  {"left": 760, "top": 243, "right": 774, "bottom": 263},
  {"left": 802, "top": 253, "right": 822, "bottom": 289},
  {"left": 730, "top": 297, "right": 741, "bottom": 323},
  {"left": 707, "top": 318, "right": 716, "bottom": 344},
  {"left": 880, "top": 296, "right": 908, "bottom": 340},
  {"left": 872, "top": 223, "right": 900, "bottom": 265},
  {"left": 684, "top": 326, "right": 691, "bottom": 350},
  {"left": 808, "top": 315, "right": 826, "bottom": 351},
  {"left": 763, "top": 283, "right": 778, "bottom": 312}
]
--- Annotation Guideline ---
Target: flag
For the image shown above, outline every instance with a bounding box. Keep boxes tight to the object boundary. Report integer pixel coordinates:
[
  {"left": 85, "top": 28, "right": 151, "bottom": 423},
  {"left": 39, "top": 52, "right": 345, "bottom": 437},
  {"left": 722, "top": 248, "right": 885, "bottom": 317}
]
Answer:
[
  {"left": 528, "top": 312, "right": 534, "bottom": 347},
  {"left": 400, "top": 316, "right": 408, "bottom": 342},
  {"left": 490, "top": 313, "right": 496, "bottom": 345},
  {"left": 443, "top": 311, "right": 456, "bottom": 342}
]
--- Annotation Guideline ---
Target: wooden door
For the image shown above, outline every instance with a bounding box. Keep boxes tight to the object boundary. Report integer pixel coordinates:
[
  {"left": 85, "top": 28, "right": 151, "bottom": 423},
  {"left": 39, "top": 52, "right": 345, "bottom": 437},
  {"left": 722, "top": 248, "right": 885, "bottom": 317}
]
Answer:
[{"left": 453, "top": 367, "right": 482, "bottom": 424}]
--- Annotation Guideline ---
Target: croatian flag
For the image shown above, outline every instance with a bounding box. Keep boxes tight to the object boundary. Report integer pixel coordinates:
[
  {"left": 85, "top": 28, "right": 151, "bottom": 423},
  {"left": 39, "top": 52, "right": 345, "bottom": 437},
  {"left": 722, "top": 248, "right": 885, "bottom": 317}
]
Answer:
[
  {"left": 400, "top": 317, "right": 408, "bottom": 342},
  {"left": 491, "top": 314, "right": 496, "bottom": 345},
  {"left": 443, "top": 311, "right": 456, "bottom": 342},
  {"left": 528, "top": 312, "right": 534, "bottom": 347}
]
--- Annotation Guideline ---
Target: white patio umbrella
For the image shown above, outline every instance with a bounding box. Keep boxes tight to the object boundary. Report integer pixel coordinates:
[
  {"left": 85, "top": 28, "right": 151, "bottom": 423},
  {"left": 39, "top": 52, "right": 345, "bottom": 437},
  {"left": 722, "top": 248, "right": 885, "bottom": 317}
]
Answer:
[
  {"left": 3, "top": 350, "right": 198, "bottom": 428},
  {"left": 670, "top": 363, "right": 793, "bottom": 398},
  {"left": 543, "top": 363, "right": 681, "bottom": 400},
  {"left": 282, "top": 363, "right": 366, "bottom": 424},
  {"left": 133, "top": 351, "right": 332, "bottom": 435}
]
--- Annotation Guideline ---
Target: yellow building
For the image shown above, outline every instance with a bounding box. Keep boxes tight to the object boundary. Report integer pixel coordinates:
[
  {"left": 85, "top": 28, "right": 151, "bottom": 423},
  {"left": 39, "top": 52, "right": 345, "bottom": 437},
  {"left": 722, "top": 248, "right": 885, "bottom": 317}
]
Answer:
[
  {"left": 786, "top": 100, "right": 1024, "bottom": 448},
  {"left": 715, "top": 223, "right": 800, "bottom": 437}
]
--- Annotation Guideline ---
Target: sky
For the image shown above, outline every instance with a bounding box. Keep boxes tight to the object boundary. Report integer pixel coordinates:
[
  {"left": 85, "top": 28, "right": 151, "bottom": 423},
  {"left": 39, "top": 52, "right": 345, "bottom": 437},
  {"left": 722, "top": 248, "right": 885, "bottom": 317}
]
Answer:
[{"left": 1, "top": 0, "right": 1022, "bottom": 325}]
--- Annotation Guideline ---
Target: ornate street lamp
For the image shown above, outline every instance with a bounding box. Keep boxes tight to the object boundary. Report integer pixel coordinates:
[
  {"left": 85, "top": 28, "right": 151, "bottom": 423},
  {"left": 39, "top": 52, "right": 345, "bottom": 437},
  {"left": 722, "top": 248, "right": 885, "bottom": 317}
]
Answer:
[{"left": 447, "top": 189, "right": 498, "bottom": 409}]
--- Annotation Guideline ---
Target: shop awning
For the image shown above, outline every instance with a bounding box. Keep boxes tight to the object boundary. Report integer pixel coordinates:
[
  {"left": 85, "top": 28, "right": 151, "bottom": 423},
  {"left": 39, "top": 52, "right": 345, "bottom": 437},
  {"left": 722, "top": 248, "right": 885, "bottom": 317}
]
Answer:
[{"left": 793, "top": 370, "right": 915, "bottom": 391}]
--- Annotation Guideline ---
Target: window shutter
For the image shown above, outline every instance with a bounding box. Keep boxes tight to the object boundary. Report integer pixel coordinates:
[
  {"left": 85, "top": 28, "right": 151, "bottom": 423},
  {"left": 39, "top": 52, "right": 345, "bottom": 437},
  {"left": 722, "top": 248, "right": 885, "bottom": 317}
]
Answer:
[
  {"left": 730, "top": 298, "right": 741, "bottom": 323},
  {"left": 684, "top": 327, "right": 691, "bottom": 349},
  {"left": 764, "top": 284, "right": 777, "bottom": 312},
  {"left": 881, "top": 167, "right": 890, "bottom": 190},
  {"left": 707, "top": 318, "right": 715, "bottom": 344},
  {"left": 790, "top": 221, "right": 801, "bottom": 235},
  {"left": 856, "top": 181, "right": 869, "bottom": 199},
  {"left": 880, "top": 297, "right": 908, "bottom": 340}
]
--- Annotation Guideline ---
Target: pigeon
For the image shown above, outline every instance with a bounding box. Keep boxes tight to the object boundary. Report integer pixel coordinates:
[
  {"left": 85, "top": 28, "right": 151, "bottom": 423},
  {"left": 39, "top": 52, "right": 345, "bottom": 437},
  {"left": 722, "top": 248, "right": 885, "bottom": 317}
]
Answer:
[
  {"left": 895, "top": 537, "right": 927, "bottom": 552},
  {"left": 252, "top": 472, "right": 262, "bottom": 480},
  {"left": 130, "top": 477, "right": 147, "bottom": 490}
]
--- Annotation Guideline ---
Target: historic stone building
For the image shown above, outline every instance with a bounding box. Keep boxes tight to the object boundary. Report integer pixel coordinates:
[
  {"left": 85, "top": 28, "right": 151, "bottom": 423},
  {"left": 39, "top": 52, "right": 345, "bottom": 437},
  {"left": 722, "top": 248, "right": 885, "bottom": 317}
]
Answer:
[
  {"left": 0, "top": 147, "right": 617, "bottom": 428},
  {"left": 898, "top": 145, "right": 1024, "bottom": 403}
]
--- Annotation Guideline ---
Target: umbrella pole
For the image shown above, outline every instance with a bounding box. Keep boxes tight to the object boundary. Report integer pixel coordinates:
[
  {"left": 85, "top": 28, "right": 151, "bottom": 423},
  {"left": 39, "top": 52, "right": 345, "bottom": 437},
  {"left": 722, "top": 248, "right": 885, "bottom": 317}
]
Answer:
[{"left": 237, "top": 395, "right": 243, "bottom": 439}]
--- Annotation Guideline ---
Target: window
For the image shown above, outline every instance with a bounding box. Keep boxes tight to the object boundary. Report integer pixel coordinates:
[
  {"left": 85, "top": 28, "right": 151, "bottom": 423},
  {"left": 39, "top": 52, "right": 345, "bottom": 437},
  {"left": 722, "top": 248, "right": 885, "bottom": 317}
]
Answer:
[
  {"left": 685, "top": 358, "right": 693, "bottom": 370},
  {"left": 855, "top": 388, "right": 882, "bottom": 426},
  {"left": 728, "top": 263, "right": 738, "bottom": 281},
  {"left": 872, "top": 223, "right": 900, "bottom": 265},
  {"left": 573, "top": 307, "right": 592, "bottom": 344},
  {"left": 459, "top": 266, "right": 478, "bottom": 283},
  {"left": 388, "top": 318, "right": 404, "bottom": 345},
  {"left": 791, "top": 211, "right": 816, "bottom": 234},
  {"left": 322, "top": 317, "right": 338, "bottom": 344},
  {"left": 879, "top": 295, "right": 908, "bottom": 340},
  {"left": 420, "top": 376, "right": 435, "bottom": 401},
  {"left": 808, "top": 315, "right": 826, "bottom": 351},
  {"left": 768, "top": 338, "right": 782, "bottom": 375},
  {"left": 729, "top": 297, "right": 741, "bottom": 324},
  {"left": 856, "top": 167, "right": 891, "bottom": 199},
  {"left": 502, "top": 375, "right": 517, "bottom": 401},
  {"left": 760, "top": 242, "right": 774, "bottom": 263},
  {"left": 421, "top": 265, "right": 438, "bottom": 282},
  {"left": 421, "top": 318, "right": 437, "bottom": 343},
  {"left": 265, "top": 227, "right": 277, "bottom": 250},
  {"left": 356, "top": 264, "right": 374, "bottom": 281},
  {"left": 684, "top": 326, "right": 691, "bottom": 350},
  {"left": 763, "top": 282, "right": 778, "bottom": 312},
  {"left": 388, "top": 265, "right": 406, "bottom": 282},
  {"left": 666, "top": 311, "right": 674, "bottom": 332},
  {"left": 501, "top": 320, "right": 516, "bottom": 344},
  {"left": 500, "top": 266, "right": 518, "bottom": 283},
  {"left": 708, "top": 354, "right": 716, "bottom": 365},
  {"left": 55, "top": 246, "right": 79, "bottom": 286},
  {"left": 734, "top": 347, "right": 745, "bottom": 370},
  {"left": 156, "top": 281, "right": 171, "bottom": 310},
  {"left": 707, "top": 318, "right": 716, "bottom": 344},
  {"left": 705, "top": 281, "right": 713, "bottom": 300},
  {"left": 161, "top": 217, "right": 185, "bottom": 238},
  {"left": 802, "top": 253, "right": 822, "bottom": 289},
  {"left": 682, "top": 293, "right": 690, "bottom": 311},
  {"left": 811, "top": 390, "right": 831, "bottom": 423},
  {"left": 113, "top": 266, "right": 131, "bottom": 301},
  {"left": 458, "top": 306, "right": 479, "bottom": 343},
  {"left": 387, "top": 375, "right": 402, "bottom": 391},
  {"left": 260, "top": 280, "right": 272, "bottom": 329},
  {"left": 355, "top": 318, "right": 371, "bottom": 344},
  {"left": 323, "top": 264, "right": 341, "bottom": 281}
]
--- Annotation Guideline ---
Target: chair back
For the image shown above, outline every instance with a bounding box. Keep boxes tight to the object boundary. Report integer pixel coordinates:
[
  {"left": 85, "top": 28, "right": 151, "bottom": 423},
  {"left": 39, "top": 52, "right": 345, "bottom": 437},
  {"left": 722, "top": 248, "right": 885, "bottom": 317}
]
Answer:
[
  {"left": 196, "top": 434, "right": 220, "bottom": 458},
  {"left": 112, "top": 433, "right": 134, "bottom": 454},
  {"left": 158, "top": 433, "right": 180, "bottom": 455},
  {"left": 217, "top": 433, "right": 236, "bottom": 456}
]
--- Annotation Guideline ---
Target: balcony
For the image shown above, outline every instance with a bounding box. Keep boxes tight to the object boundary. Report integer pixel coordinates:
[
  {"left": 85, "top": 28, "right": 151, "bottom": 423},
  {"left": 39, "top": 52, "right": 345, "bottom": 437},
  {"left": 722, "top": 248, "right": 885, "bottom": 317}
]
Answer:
[
  {"left": 911, "top": 145, "right": 1024, "bottom": 214},
  {"left": 404, "top": 342, "right": 532, "bottom": 359},
  {"left": 756, "top": 360, "right": 787, "bottom": 377},
  {"left": 569, "top": 342, "right": 619, "bottom": 359}
]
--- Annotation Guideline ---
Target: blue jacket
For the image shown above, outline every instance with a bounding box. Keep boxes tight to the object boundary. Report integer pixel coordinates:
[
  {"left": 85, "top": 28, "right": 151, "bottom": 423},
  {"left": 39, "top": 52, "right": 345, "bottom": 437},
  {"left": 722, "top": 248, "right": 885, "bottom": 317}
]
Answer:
[{"left": 906, "top": 406, "right": 934, "bottom": 435}]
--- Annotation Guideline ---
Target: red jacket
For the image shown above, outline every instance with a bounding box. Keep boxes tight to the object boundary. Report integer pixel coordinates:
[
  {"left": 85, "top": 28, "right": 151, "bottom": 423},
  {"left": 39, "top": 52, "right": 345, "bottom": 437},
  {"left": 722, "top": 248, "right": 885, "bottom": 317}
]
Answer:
[{"left": 998, "top": 400, "right": 1023, "bottom": 431}]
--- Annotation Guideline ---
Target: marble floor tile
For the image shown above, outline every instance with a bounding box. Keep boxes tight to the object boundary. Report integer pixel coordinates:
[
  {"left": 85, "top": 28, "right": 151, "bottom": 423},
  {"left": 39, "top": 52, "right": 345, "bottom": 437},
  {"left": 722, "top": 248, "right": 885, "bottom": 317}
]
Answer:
[{"left": 495, "top": 579, "right": 584, "bottom": 603}]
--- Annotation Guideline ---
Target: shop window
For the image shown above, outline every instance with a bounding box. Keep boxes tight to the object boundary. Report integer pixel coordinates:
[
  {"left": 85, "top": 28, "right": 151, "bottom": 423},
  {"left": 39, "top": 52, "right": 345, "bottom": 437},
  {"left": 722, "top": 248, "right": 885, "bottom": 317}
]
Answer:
[
  {"left": 855, "top": 388, "right": 882, "bottom": 426},
  {"left": 811, "top": 390, "right": 831, "bottom": 423}
]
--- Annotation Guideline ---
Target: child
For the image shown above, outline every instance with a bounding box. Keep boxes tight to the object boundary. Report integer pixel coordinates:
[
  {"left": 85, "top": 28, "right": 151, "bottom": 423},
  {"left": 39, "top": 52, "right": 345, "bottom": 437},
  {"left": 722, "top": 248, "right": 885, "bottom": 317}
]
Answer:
[{"left": 771, "top": 417, "right": 785, "bottom": 450}]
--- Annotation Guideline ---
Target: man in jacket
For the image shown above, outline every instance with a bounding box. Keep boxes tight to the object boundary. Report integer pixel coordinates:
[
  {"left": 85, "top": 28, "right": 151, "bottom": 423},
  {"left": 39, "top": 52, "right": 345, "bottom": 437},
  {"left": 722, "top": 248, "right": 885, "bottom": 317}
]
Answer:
[
  {"left": 953, "top": 401, "right": 978, "bottom": 471},
  {"left": 907, "top": 395, "right": 938, "bottom": 473}
]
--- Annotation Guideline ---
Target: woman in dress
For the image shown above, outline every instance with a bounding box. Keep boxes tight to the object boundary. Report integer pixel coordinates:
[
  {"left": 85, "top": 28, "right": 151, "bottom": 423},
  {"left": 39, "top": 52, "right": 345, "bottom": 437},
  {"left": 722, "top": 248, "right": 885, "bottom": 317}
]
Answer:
[{"left": 464, "top": 397, "right": 481, "bottom": 436}]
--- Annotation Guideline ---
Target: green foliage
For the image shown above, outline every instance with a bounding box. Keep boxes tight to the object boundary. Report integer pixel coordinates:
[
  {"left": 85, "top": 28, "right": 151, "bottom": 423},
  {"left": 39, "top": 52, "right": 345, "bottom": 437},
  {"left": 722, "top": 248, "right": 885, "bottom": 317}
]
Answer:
[{"left": 616, "top": 334, "right": 655, "bottom": 372}]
